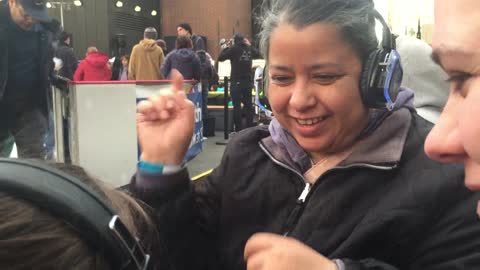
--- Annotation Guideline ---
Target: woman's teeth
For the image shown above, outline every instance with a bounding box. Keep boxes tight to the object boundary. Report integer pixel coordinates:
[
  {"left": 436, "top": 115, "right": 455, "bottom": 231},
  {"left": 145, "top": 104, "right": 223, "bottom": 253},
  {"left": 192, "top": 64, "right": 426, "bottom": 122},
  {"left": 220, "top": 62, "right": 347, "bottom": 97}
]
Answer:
[{"left": 296, "top": 117, "right": 325, "bottom": 126}]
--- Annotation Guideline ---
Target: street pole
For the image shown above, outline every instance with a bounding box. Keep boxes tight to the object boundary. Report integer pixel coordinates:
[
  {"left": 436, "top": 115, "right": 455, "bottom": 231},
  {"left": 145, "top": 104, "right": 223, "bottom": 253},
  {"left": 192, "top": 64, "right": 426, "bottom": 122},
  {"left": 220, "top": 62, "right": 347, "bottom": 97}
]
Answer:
[{"left": 59, "top": 0, "right": 64, "bottom": 28}]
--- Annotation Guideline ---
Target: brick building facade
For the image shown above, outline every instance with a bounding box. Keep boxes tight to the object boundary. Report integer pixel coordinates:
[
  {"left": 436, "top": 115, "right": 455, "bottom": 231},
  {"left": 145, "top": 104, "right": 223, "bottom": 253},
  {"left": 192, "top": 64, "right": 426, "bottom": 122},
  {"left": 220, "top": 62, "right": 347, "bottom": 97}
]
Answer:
[
  {"left": 161, "top": 0, "right": 254, "bottom": 59},
  {"left": 47, "top": 0, "right": 262, "bottom": 60}
]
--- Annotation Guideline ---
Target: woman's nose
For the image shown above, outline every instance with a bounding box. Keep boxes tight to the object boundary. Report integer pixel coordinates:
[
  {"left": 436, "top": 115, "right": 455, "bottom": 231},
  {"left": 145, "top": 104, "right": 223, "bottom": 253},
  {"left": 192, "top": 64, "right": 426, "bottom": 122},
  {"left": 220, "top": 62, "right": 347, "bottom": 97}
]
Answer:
[{"left": 289, "top": 80, "right": 317, "bottom": 111}]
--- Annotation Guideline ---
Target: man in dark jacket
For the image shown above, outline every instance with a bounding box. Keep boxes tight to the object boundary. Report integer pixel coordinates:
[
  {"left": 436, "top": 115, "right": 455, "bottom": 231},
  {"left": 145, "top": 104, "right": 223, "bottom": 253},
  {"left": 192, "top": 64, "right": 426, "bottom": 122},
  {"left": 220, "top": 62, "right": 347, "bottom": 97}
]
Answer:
[
  {"left": 218, "top": 33, "right": 262, "bottom": 132},
  {"left": 177, "top": 23, "right": 206, "bottom": 52},
  {"left": 55, "top": 31, "right": 78, "bottom": 80},
  {"left": 0, "top": 0, "right": 57, "bottom": 159},
  {"left": 197, "top": 50, "right": 215, "bottom": 119}
]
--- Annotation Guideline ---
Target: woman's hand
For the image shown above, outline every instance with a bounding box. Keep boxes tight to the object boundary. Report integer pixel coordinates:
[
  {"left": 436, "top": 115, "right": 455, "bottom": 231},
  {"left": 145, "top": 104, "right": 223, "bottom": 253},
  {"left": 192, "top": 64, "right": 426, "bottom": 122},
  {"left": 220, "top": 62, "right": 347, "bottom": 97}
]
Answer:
[
  {"left": 137, "top": 69, "right": 195, "bottom": 165},
  {"left": 245, "top": 233, "right": 337, "bottom": 270}
]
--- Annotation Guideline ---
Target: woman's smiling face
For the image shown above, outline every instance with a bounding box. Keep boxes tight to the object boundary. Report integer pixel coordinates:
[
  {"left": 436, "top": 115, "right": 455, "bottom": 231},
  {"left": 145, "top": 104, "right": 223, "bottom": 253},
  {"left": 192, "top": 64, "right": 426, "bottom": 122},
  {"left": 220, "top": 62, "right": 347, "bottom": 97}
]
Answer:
[{"left": 267, "top": 22, "right": 369, "bottom": 159}]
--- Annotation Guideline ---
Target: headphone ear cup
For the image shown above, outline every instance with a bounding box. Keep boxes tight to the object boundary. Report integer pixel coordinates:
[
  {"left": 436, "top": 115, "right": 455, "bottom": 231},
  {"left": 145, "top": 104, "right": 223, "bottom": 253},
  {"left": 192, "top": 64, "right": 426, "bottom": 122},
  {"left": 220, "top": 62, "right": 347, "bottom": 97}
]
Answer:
[{"left": 359, "top": 50, "right": 381, "bottom": 108}]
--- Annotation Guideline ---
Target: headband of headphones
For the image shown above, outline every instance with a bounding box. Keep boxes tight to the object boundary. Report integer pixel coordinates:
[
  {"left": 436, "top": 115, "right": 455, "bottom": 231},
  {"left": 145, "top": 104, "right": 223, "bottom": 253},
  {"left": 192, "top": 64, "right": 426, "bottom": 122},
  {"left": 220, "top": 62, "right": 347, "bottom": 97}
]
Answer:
[
  {"left": 360, "top": 8, "right": 403, "bottom": 110},
  {"left": 0, "top": 158, "right": 153, "bottom": 270},
  {"left": 371, "top": 9, "right": 394, "bottom": 50}
]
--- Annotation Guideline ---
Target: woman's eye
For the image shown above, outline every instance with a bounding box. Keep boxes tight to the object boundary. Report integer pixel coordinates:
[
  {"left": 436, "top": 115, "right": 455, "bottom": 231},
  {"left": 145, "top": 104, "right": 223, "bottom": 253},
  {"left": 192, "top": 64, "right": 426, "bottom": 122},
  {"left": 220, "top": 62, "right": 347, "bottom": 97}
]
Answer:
[
  {"left": 313, "top": 74, "right": 340, "bottom": 84},
  {"left": 270, "top": 75, "right": 293, "bottom": 84},
  {"left": 446, "top": 73, "right": 472, "bottom": 95}
]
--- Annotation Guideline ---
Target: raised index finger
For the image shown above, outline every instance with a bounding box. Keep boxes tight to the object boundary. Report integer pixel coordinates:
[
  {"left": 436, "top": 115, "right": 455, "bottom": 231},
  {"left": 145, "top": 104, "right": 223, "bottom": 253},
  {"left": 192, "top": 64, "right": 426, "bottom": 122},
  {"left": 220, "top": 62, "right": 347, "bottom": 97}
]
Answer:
[{"left": 170, "top": 69, "right": 184, "bottom": 93}]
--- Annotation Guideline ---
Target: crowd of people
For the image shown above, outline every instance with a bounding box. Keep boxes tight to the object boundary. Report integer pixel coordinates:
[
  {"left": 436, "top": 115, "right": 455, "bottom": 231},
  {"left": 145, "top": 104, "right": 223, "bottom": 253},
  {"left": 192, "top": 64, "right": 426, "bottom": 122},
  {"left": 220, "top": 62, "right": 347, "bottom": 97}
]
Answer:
[
  {"left": 1, "top": 0, "right": 480, "bottom": 269},
  {"left": 0, "top": 2, "right": 232, "bottom": 159}
]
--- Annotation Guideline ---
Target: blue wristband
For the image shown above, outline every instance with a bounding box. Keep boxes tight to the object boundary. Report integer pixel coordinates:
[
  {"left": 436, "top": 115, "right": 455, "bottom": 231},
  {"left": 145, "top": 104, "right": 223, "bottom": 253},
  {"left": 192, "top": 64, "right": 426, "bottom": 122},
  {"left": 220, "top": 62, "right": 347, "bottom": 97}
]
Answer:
[{"left": 138, "top": 160, "right": 164, "bottom": 174}]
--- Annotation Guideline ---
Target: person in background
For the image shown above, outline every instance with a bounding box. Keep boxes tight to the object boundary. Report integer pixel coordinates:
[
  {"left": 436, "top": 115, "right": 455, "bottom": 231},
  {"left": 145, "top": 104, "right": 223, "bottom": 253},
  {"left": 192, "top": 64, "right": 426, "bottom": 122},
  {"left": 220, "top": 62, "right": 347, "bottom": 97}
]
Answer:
[
  {"left": 156, "top": 39, "right": 169, "bottom": 56},
  {"left": 177, "top": 23, "right": 206, "bottom": 52},
  {"left": 425, "top": 0, "right": 480, "bottom": 195},
  {"left": 196, "top": 49, "right": 215, "bottom": 119},
  {"left": 161, "top": 35, "right": 200, "bottom": 81},
  {"left": 73, "top": 47, "right": 111, "bottom": 81},
  {"left": 111, "top": 55, "right": 129, "bottom": 81},
  {"left": 55, "top": 31, "right": 78, "bottom": 80},
  {"left": 218, "top": 33, "right": 262, "bottom": 132},
  {"left": 110, "top": 56, "right": 122, "bottom": 80},
  {"left": 118, "top": 55, "right": 129, "bottom": 81},
  {"left": 132, "top": 0, "right": 480, "bottom": 269},
  {"left": 0, "top": 0, "right": 59, "bottom": 159},
  {"left": 396, "top": 35, "right": 449, "bottom": 123},
  {"left": 129, "top": 27, "right": 165, "bottom": 81}
]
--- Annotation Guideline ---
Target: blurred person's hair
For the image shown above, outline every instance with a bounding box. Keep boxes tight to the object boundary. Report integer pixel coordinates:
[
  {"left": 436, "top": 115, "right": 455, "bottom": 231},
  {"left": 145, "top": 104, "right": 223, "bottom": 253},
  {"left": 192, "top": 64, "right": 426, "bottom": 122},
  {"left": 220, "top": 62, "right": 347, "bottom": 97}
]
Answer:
[
  {"left": 176, "top": 35, "right": 193, "bottom": 49},
  {"left": 144, "top": 27, "right": 158, "bottom": 40},
  {"left": 0, "top": 162, "right": 157, "bottom": 269},
  {"left": 156, "top": 39, "right": 168, "bottom": 54},
  {"left": 177, "top": 23, "right": 192, "bottom": 35},
  {"left": 59, "top": 31, "right": 72, "bottom": 44},
  {"left": 86, "top": 46, "right": 98, "bottom": 54},
  {"left": 121, "top": 54, "right": 130, "bottom": 62}
]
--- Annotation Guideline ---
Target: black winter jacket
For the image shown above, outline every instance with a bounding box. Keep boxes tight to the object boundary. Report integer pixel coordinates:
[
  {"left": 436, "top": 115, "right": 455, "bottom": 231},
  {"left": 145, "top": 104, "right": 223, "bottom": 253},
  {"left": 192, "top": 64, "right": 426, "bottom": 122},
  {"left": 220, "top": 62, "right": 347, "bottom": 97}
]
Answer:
[
  {"left": 218, "top": 44, "right": 261, "bottom": 82},
  {"left": 131, "top": 110, "right": 480, "bottom": 270},
  {"left": 0, "top": 2, "right": 57, "bottom": 115},
  {"left": 161, "top": 48, "right": 201, "bottom": 80},
  {"left": 55, "top": 43, "right": 78, "bottom": 80},
  {"left": 192, "top": 34, "right": 206, "bottom": 52}
]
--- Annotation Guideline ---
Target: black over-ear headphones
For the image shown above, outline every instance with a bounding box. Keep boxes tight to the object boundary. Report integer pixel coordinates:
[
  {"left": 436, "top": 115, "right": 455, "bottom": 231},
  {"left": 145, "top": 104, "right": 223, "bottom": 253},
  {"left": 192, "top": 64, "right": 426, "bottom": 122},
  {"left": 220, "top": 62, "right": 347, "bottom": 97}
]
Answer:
[
  {"left": 0, "top": 158, "right": 154, "bottom": 270},
  {"left": 360, "top": 9, "right": 403, "bottom": 111}
]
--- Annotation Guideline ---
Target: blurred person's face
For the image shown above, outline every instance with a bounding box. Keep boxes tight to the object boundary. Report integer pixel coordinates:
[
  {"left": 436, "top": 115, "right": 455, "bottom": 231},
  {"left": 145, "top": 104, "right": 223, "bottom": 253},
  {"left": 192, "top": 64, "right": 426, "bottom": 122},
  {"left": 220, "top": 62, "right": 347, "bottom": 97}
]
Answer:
[
  {"left": 267, "top": 23, "right": 369, "bottom": 162},
  {"left": 121, "top": 57, "right": 128, "bottom": 67},
  {"left": 8, "top": 0, "right": 39, "bottom": 31},
  {"left": 425, "top": 0, "right": 480, "bottom": 192},
  {"left": 177, "top": 27, "right": 190, "bottom": 37}
]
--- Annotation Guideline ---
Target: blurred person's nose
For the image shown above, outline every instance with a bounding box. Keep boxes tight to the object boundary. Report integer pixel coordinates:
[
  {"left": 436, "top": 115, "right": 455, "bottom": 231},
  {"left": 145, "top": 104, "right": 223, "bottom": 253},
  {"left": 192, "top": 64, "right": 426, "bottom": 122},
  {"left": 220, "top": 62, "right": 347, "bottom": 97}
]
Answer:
[{"left": 425, "top": 98, "right": 466, "bottom": 164}]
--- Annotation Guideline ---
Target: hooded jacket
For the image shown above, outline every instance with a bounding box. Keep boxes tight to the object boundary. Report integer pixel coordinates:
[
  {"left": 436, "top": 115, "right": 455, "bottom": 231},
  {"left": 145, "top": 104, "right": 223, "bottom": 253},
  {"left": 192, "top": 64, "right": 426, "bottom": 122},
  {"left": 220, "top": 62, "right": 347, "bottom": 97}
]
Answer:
[
  {"left": 218, "top": 35, "right": 262, "bottom": 82},
  {"left": 128, "top": 39, "right": 165, "bottom": 80},
  {"left": 161, "top": 48, "right": 201, "bottom": 80},
  {"left": 73, "top": 52, "right": 111, "bottom": 81},
  {"left": 55, "top": 42, "right": 78, "bottom": 80},
  {"left": 396, "top": 35, "right": 449, "bottom": 123},
  {"left": 130, "top": 108, "right": 480, "bottom": 270}
]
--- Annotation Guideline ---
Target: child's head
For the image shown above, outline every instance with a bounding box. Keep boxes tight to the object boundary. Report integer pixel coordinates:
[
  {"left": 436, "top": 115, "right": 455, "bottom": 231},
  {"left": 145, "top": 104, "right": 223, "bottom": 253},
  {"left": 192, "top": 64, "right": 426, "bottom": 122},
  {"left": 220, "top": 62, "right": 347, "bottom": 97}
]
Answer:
[{"left": 121, "top": 55, "right": 130, "bottom": 67}]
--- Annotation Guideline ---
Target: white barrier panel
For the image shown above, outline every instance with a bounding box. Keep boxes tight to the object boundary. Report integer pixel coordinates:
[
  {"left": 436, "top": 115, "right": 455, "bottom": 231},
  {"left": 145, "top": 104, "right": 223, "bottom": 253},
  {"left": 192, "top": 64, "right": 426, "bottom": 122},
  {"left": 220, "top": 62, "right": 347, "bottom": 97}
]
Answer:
[
  {"left": 67, "top": 81, "right": 201, "bottom": 187},
  {"left": 217, "top": 59, "right": 265, "bottom": 80}
]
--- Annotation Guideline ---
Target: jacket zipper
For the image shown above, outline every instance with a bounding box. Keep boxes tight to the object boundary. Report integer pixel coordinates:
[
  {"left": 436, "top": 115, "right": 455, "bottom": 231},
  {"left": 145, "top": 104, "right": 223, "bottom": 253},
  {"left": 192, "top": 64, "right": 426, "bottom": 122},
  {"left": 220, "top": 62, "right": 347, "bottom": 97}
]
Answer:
[
  {"left": 259, "top": 142, "right": 397, "bottom": 236},
  {"left": 259, "top": 142, "right": 306, "bottom": 183},
  {"left": 283, "top": 182, "right": 311, "bottom": 236}
]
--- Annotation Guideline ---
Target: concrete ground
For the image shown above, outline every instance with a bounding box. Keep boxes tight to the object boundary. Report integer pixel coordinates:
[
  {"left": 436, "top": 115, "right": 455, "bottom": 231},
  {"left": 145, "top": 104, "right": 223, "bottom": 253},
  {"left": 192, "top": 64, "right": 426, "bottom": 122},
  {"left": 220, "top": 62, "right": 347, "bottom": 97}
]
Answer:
[
  {"left": 188, "top": 132, "right": 228, "bottom": 178},
  {"left": 9, "top": 132, "right": 227, "bottom": 179}
]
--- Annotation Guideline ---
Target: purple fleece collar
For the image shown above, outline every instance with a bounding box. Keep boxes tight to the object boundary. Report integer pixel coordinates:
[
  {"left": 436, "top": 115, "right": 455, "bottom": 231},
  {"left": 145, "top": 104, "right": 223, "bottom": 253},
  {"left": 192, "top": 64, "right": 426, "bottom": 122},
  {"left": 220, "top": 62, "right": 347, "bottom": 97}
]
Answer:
[{"left": 267, "top": 87, "right": 415, "bottom": 173}]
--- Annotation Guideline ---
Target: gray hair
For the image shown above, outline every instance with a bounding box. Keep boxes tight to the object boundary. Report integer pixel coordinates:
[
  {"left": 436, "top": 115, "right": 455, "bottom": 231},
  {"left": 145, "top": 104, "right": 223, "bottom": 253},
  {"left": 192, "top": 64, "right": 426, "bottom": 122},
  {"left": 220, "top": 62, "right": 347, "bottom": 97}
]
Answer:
[
  {"left": 144, "top": 27, "right": 158, "bottom": 40},
  {"left": 258, "top": 0, "right": 378, "bottom": 63}
]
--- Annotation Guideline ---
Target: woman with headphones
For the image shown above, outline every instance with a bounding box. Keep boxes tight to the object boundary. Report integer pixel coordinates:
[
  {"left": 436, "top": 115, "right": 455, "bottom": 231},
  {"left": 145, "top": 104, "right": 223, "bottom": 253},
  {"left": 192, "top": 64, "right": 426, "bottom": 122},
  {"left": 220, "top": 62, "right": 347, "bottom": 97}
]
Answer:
[{"left": 134, "top": 0, "right": 480, "bottom": 269}]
